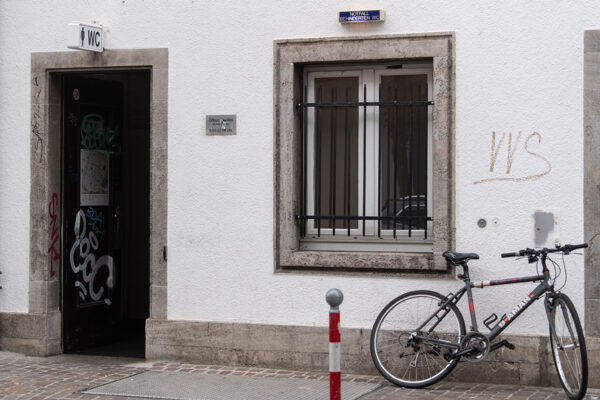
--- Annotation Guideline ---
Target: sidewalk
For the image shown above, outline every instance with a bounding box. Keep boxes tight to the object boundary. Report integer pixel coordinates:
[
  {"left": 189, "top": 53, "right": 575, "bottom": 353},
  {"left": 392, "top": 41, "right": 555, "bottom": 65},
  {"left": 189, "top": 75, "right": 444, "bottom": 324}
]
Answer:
[{"left": 0, "top": 351, "right": 598, "bottom": 400}]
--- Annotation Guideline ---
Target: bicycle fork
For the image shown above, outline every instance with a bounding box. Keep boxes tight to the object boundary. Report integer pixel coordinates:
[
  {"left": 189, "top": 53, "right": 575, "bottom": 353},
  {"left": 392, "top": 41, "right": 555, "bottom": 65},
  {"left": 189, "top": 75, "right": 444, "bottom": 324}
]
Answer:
[{"left": 545, "top": 294, "right": 578, "bottom": 351}]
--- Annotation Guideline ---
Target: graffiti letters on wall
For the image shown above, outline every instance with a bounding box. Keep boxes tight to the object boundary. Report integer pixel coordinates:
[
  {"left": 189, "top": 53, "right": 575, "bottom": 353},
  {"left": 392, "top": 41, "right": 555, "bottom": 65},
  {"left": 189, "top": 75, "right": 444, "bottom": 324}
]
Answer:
[
  {"left": 69, "top": 209, "right": 114, "bottom": 305},
  {"left": 473, "top": 131, "right": 552, "bottom": 184},
  {"left": 47, "top": 193, "right": 59, "bottom": 278}
]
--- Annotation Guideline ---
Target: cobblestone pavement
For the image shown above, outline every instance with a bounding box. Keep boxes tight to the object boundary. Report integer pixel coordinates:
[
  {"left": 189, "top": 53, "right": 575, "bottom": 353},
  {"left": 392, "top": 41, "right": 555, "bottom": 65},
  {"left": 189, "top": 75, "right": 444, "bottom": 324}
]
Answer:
[{"left": 0, "top": 351, "right": 598, "bottom": 400}]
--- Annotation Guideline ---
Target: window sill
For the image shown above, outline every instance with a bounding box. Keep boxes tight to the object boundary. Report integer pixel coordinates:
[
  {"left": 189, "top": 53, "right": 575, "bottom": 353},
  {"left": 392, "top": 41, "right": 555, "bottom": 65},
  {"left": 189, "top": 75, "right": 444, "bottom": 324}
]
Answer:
[
  {"left": 278, "top": 249, "right": 447, "bottom": 272},
  {"left": 299, "top": 237, "right": 433, "bottom": 253}
]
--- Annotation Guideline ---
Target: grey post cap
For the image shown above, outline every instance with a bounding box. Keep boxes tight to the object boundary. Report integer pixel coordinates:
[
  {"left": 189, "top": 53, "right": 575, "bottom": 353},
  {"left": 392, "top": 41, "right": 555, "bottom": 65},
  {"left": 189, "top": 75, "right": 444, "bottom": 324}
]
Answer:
[{"left": 326, "top": 288, "right": 344, "bottom": 308}]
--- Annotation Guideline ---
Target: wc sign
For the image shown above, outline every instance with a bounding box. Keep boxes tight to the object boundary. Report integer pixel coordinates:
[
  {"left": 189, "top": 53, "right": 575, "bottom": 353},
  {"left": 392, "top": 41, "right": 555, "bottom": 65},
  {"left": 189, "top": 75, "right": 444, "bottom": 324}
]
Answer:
[{"left": 67, "top": 23, "right": 103, "bottom": 52}]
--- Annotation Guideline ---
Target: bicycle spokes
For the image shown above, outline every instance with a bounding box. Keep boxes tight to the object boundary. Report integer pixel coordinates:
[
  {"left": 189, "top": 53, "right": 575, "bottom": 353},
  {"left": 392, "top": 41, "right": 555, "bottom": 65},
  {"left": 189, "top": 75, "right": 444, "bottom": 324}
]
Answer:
[
  {"left": 370, "top": 291, "right": 465, "bottom": 387},
  {"left": 550, "top": 295, "right": 587, "bottom": 399}
]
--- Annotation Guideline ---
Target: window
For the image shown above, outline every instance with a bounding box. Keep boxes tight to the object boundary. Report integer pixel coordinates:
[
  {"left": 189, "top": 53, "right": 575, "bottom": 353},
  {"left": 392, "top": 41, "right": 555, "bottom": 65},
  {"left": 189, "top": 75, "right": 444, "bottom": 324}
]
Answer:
[
  {"left": 299, "top": 65, "right": 433, "bottom": 252},
  {"left": 274, "top": 34, "right": 455, "bottom": 271}
]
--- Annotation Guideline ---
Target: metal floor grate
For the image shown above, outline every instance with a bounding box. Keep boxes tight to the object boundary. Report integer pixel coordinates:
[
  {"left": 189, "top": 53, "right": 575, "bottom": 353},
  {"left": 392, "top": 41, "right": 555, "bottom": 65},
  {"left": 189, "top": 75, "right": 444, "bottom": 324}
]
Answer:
[{"left": 83, "top": 370, "right": 381, "bottom": 400}]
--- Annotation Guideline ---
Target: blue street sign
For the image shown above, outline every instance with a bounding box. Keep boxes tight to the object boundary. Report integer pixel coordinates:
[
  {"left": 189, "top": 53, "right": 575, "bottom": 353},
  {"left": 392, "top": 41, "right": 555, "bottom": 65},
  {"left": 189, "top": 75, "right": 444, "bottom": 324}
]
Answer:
[{"left": 339, "top": 10, "right": 385, "bottom": 23}]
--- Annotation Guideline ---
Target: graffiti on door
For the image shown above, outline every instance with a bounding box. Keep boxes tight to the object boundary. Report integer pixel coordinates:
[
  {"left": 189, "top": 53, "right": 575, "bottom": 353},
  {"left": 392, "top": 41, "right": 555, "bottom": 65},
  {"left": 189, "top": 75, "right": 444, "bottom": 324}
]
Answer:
[
  {"left": 80, "top": 113, "right": 121, "bottom": 155},
  {"left": 86, "top": 207, "right": 105, "bottom": 236},
  {"left": 69, "top": 209, "right": 114, "bottom": 305}
]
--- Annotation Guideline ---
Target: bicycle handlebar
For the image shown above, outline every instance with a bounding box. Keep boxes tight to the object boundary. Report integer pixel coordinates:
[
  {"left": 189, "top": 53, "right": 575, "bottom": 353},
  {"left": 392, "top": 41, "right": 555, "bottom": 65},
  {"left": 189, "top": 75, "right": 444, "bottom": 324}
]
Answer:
[
  {"left": 501, "top": 243, "right": 588, "bottom": 258},
  {"left": 564, "top": 243, "right": 589, "bottom": 251}
]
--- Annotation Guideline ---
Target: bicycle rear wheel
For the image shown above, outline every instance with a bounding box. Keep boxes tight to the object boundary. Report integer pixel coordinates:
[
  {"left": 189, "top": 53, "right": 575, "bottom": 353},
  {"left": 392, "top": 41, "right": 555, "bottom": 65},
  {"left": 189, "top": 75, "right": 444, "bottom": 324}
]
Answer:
[
  {"left": 549, "top": 293, "right": 587, "bottom": 400},
  {"left": 370, "top": 290, "right": 466, "bottom": 388}
]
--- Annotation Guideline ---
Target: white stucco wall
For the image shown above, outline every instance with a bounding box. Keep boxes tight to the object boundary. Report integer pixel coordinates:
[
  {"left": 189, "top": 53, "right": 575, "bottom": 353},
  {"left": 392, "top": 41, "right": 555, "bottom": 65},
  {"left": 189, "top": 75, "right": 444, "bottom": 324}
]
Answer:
[{"left": 0, "top": 1, "right": 598, "bottom": 335}]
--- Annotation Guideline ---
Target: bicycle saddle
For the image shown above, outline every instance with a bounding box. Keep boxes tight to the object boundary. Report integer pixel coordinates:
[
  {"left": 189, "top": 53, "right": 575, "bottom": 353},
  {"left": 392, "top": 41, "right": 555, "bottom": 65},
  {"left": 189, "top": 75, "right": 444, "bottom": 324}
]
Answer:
[{"left": 442, "top": 251, "right": 479, "bottom": 263}]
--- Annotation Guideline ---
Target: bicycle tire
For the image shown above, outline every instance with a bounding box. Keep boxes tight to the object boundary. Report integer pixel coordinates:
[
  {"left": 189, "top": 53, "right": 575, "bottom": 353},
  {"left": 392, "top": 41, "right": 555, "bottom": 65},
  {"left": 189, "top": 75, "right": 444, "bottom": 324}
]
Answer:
[
  {"left": 549, "top": 293, "right": 588, "bottom": 400},
  {"left": 370, "top": 290, "right": 466, "bottom": 388}
]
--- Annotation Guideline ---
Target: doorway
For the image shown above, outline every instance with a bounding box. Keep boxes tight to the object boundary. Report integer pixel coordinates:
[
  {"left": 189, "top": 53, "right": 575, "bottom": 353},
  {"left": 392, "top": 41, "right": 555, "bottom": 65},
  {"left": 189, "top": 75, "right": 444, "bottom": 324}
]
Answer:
[{"left": 61, "top": 70, "right": 150, "bottom": 357}]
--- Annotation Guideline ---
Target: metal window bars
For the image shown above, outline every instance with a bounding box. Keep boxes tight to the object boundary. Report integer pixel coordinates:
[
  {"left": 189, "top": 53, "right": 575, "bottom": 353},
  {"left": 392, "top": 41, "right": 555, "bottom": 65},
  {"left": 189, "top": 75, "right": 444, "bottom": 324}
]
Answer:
[{"left": 296, "top": 82, "right": 434, "bottom": 240}]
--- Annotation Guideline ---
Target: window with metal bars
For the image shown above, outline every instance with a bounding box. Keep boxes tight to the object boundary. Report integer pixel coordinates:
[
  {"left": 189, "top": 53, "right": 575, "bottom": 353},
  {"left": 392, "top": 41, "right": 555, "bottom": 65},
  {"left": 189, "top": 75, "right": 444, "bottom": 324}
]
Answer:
[{"left": 297, "top": 64, "right": 433, "bottom": 246}]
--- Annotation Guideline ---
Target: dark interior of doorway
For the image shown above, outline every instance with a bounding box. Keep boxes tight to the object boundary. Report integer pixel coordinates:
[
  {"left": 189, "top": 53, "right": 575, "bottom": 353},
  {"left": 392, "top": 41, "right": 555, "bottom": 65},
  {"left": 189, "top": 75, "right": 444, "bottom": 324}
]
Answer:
[{"left": 63, "top": 70, "right": 150, "bottom": 358}]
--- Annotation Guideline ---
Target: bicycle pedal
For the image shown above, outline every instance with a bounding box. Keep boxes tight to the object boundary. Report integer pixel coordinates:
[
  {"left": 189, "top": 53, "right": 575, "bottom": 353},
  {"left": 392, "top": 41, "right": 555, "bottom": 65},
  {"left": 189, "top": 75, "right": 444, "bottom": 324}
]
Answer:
[{"left": 490, "top": 339, "right": 515, "bottom": 352}]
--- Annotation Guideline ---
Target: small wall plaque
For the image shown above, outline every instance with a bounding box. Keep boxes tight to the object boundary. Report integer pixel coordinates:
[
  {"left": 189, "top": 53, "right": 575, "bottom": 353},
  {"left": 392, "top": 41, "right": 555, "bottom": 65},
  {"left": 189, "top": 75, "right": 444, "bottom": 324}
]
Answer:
[{"left": 206, "top": 115, "right": 236, "bottom": 136}]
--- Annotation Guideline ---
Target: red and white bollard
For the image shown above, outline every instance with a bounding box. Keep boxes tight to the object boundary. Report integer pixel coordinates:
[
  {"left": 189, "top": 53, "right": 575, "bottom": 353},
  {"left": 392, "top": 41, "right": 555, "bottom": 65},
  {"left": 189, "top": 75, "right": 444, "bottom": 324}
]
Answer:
[{"left": 326, "top": 288, "right": 344, "bottom": 400}]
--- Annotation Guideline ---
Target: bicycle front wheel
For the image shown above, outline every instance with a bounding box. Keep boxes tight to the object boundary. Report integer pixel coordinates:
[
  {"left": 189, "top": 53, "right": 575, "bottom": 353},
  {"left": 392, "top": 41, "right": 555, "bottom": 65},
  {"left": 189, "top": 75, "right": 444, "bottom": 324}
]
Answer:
[
  {"left": 370, "top": 290, "right": 466, "bottom": 388},
  {"left": 549, "top": 293, "right": 588, "bottom": 400}
]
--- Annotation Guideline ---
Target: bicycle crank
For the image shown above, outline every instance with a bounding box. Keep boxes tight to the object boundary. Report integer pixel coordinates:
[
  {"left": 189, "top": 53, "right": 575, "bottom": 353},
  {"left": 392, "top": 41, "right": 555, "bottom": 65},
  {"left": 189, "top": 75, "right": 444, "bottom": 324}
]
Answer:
[{"left": 456, "top": 332, "right": 491, "bottom": 362}]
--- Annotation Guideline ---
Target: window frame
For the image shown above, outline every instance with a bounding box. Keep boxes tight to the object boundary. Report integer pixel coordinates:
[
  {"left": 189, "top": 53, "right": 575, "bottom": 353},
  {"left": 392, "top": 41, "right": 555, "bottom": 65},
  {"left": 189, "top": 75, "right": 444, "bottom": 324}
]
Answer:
[
  {"left": 303, "top": 64, "right": 434, "bottom": 246},
  {"left": 304, "top": 68, "right": 365, "bottom": 238},
  {"left": 274, "top": 33, "right": 455, "bottom": 272}
]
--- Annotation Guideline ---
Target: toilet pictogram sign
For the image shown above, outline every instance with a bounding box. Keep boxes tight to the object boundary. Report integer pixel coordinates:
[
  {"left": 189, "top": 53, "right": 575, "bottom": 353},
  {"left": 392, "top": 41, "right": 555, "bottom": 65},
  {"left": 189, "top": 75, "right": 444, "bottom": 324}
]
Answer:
[{"left": 68, "top": 23, "right": 103, "bottom": 52}]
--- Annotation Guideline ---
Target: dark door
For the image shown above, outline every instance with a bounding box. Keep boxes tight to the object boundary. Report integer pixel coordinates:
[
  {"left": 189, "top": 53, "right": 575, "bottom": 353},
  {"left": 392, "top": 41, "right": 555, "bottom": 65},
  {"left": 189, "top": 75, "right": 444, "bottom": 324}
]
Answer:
[{"left": 61, "top": 75, "right": 124, "bottom": 352}]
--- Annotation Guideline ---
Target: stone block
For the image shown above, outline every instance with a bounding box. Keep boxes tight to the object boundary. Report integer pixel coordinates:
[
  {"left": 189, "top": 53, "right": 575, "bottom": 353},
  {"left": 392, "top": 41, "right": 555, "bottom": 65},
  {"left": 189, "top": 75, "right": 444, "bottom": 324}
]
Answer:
[
  {"left": 133, "top": 48, "right": 169, "bottom": 69},
  {"left": 585, "top": 299, "right": 600, "bottom": 336},
  {"left": 151, "top": 68, "right": 168, "bottom": 102},
  {"left": 48, "top": 74, "right": 62, "bottom": 106},
  {"left": 28, "top": 280, "right": 47, "bottom": 314},
  {"left": 451, "top": 360, "right": 520, "bottom": 384},
  {"left": 585, "top": 263, "right": 600, "bottom": 300},
  {"left": 46, "top": 104, "right": 61, "bottom": 184},
  {"left": 44, "top": 338, "right": 62, "bottom": 355},
  {"left": 150, "top": 100, "right": 168, "bottom": 153},
  {"left": 585, "top": 30, "right": 600, "bottom": 54},
  {"left": 28, "top": 240, "right": 46, "bottom": 282},
  {"left": 47, "top": 279, "right": 60, "bottom": 311},
  {"left": 518, "top": 362, "right": 545, "bottom": 387},
  {"left": 30, "top": 71, "right": 48, "bottom": 105},
  {"left": 489, "top": 335, "right": 543, "bottom": 364},
  {"left": 587, "top": 336, "right": 600, "bottom": 387},
  {"left": 149, "top": 245, "right": 167, "bottom": 287},
  {"left": 32, "top": 49, "right": 168, "bottom": 73},
  {"left": 341, "top": 350, "right": 378, "bottom": 375},
  {"left": 146, "top": 319, "right": 233, "bottom": 348},
  {"left": 0, "top": 313, "right": 47, "bottom": 339},
  {"left": 147, "top": 342, "right": 234, "bottom": 364},
  {"left": 45, "top": 311, "right": 61, "bottom": 340},
  {"left": 0, "top": 337, "right": 47, "bottom": 356},
  {"left": 149, "top": 285, "right": 167, "bottom": 319},
  {"left": 232, "top": 323, "right": 328, "bottom": 353},
  {"left": 232, "top": 349, "right": 322, "bottom": 371}
]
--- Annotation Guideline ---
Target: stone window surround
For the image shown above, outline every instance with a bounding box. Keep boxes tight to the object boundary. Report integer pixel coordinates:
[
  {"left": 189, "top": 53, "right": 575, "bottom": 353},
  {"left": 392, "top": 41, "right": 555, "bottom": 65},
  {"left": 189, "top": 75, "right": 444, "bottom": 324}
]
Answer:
[
  {"left": 29, "top": 48, "right": 168, "bottom": 354},
  {"left": 273, "top": 33, "right": 455, "bottom": 272}
]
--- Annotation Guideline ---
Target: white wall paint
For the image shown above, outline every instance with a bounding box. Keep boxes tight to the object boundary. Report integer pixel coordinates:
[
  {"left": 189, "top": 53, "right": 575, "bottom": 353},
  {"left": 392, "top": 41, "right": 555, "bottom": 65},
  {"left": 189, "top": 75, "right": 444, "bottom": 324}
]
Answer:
[{"left": 0, "top": 1, "right": 597, "bottom": 335}]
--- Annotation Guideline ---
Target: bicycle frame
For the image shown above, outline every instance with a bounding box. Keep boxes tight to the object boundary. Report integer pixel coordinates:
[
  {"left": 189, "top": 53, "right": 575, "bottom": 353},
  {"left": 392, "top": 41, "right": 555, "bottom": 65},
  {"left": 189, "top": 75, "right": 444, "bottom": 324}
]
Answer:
[{"left": 414, "top": 256, "right": 556, "bottom": 351}]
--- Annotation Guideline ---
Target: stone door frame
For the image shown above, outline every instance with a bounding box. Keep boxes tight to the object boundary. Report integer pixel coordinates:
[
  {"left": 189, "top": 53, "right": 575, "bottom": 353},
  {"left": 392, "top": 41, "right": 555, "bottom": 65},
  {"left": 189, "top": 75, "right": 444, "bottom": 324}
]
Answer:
[
  {"left": 584, "top": 31, "right": 600, "bottom": 336},
  {"left": 29, "top": 48, "right": 168, "bottom": 355}
]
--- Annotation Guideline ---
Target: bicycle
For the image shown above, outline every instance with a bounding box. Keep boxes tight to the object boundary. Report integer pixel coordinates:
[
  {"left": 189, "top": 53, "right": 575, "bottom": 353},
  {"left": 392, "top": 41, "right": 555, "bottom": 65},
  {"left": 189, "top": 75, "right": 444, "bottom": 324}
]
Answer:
[{"left": 370, "top": 243, "right": 588, "bottom": 400}]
